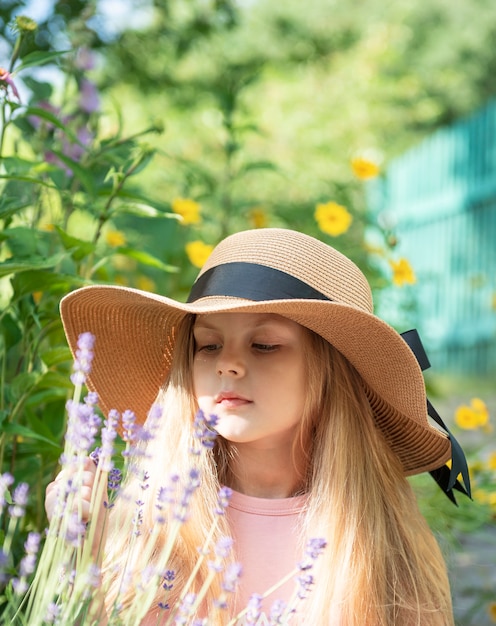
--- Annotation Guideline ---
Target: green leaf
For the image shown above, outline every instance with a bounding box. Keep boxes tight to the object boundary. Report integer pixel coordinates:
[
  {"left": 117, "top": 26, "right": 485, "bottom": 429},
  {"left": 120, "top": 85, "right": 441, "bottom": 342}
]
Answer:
[
  {"left": 10, "top": 372, "right": 40, "bottom": 402},
  {"left": 51, "top": 150, "right": 96, "bottom": 196},
  {"left": 117, "top": 247, "right": 179, "bottom": 273},
  {"left": 1, "top": 422, "right": 59, "bottom": 448},
  {"left": 1, "top": 226, "right": 39, "bottom": 258},
  {"left": 22, "top": 106, "right": 79, "bottom": 143},
  {"left": 40, "top": 346, "right": 73, "bottom": 367},
  {"left": 35, "top": 371, "right": 74, "bottom": 391},
  {"left": 112, "top": 190, "right": 182, "bottom": 219},
  {"left": 0, "top": 174, "right": 55, "bottom": 188},
  {"left": 55, "top": 226, "right": 96, "bottom": 261},
  {"left": 15, "top": 50, "right": 70, "bottom": 72},
  {"left": 0, "top": 252, "right": 67, "bottom": 278}
]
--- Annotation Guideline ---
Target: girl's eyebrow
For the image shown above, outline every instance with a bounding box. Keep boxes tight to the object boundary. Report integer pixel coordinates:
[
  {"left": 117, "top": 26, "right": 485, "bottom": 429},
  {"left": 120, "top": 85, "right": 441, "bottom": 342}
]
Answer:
[{"left": 193, "top": 315, "right": 288, "bottom": 331}]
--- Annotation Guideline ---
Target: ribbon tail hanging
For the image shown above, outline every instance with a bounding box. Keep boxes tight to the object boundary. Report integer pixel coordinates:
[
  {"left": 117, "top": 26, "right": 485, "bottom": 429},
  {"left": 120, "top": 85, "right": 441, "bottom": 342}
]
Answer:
[{"left": 400, "top": 329, "right": 472, "bottom": 505}]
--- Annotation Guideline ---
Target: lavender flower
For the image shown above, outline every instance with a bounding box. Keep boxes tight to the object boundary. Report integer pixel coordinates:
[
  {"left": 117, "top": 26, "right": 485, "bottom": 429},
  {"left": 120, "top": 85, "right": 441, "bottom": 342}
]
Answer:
[
  {"left": 174, "top": 592, "right": 197, "bottom": 624},
  {"left": 19, "top": 532, "right": 41, "bottom": 577},
  {"left": 70, "top": 332, "right": 95, "bottom": 386},
  {"left": 108, "top": 467, "right": 122, "bottom": 491},
  {"left": 9, "top": 482, "right": 29, "bottom": 518},
  {"left": 44, "top": 601, "right": 61, "bottom": 624},
  {"left": 163, "top": 569, "right": 176, "bottom": 591},
  {"left": 99, "top": 409, "right": 120, "bottom": 471},
  {"left": 64, "top": 512, "right": 87, "bottom": 547},
  {"left": 174, "top": 468, "right": 201, "bottom": 523},
  {"left": 0, "top": 472, "right": 14, "bottom": 512},
  {"left": 122, "top": 409, "right": 137, "bottom": 442},
  {"left": 221, "top": 562, "right": 242, "bottom": 595},
  {"left": 245, "top": 593, "right": 263, "bottom": 624},
  {"left": 269, "top": 599, "right": 288, "bottom": 623},
  {"left": 215, "top": 486, "right": 233, "bottom": 515},
  {"left": 191, "top": 410, "right": 218, "bottom": 453},
  {"left": 65, "top": 398, "right": 101, "bottom": 453}
]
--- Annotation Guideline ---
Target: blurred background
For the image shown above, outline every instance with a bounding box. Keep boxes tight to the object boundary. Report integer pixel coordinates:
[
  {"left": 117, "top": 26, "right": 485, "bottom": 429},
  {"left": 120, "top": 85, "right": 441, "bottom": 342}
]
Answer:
[{"left": 0, "top": 0, "right": 495, "bottom": 623}]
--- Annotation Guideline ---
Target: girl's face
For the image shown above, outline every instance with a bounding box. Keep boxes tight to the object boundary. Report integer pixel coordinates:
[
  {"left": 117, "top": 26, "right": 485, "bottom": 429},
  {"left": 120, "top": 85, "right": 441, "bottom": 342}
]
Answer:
[{"left": 193, "top": 312, "right": 308, "bottom": 451}]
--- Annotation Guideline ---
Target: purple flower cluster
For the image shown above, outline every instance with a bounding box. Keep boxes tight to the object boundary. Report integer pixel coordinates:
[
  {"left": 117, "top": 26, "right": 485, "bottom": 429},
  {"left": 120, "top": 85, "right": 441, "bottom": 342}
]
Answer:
[
  {"left": 9, "top": 482, "right": 29, "bottom": 518},
  {"left": 174, "top": 468, "right": 201, "bottom": 523},
  {"left": 191, "top": 410, "right": 218, "bottom": 453},
  {"left": 215, "top": 486, "right": 233, "bottom": 516},
  {"left": 70, "top": 332, "right": 95, "bottom": 386},
  {"left": 295, "top": 537, "right": 327, "bottom": 601},
  {"left": 65, "top": 394, "right": 101, "bottom": 455},
  {"left": 0, "top": 472, "right": 14, "bottom": 514}
]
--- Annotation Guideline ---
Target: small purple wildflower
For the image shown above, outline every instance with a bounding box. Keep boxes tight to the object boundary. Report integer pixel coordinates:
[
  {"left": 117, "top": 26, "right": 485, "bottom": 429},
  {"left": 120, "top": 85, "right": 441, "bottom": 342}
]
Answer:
[
  {"left": 245, "top": 593, "right": 263, "bottom": 624},
  {"left": 269, "top": 599, "right": 288, "bottom": 623},
  {"left": 0, "top": 472, "right": 14, "bottom": 512},
  {"left": 108, "top": 467, "right": 122, "bottom": 491},
  {"left": 19, "top": 532, "right": 41, "bottom": 577},
  {"left": 44, "top": 601, "right": 61, "bottom": 624},
  {"left": 214, "top": 536, "right": 233, "bottom": 560},
  {"left": 221, "top": 562, "right": 242, "bottom": 594},
  {"left": 122, "top": 409, "right": 137, "bottom": 442},
  {"left": 0, "top": 550, "right": 9, "bottom": 584},
  {"left": 70, "top": 332, "right": 95, "bottom": 386},
  {"left": 65, "top": 512, "right": 86, "bottom": 547},
  {"left": 215, "top": 486, "right": 232, "bottom": 515},
  {"left": 99, "top": 409, "right": 119, "bottom": 471},
  {"left": 65, "top": 398, "right": 101, "bottom": 453},
  {"left": 79, "top": 78, "right": 100, "bottom": 113},
  {"left": 174, "top": 468, "right": 201, "bottom": 523},
  {"left": 191, "top": 410, "right": 218, "bottom": 453},
  {"left": 12, "top": 577, "right": 28, "bottom": 594},
  {"left": 174, "top": 592, "right": 197, "bottom": 624},
  {"left": 9, "top": 482, "right": 29, "bottom": 518}
]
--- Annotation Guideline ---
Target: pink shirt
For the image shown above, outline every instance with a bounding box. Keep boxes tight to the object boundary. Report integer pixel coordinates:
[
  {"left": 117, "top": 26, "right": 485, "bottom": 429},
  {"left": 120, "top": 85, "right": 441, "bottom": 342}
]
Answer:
[{"left": 227, "top": 490, "right": 308, "bottom": 621}]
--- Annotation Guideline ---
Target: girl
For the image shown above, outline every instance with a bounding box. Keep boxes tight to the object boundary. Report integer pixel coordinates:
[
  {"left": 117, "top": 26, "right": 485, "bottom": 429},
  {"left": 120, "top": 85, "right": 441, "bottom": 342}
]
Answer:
[{"left": 46, "top": 228, "right": 470, "bottom": 625}]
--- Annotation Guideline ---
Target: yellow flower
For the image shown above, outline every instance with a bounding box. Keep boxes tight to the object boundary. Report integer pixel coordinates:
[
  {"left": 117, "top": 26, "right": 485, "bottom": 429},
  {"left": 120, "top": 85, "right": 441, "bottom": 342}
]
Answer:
[
  {"left": 315, "top": 202, "right": 352, "bottom": 237},
  {"left": 488, "top": 492, "right": 496, "bottom": 509},
  {"left": 172, "top": 197, "right": 201, "bottom": 225},
  {"left": 136, "top": 275, "right": 156, "bottom": 293},
  {"left": 488, "top": 601, "right": 496, "bottom": 623},
  {"left": 389, "top": 258, "right": 416, "bottom": 286},
  {"left": 32, "top": 291, "right": 43, "bottom": 304},
  {"left": 248, "top": 207, "right": 268, "bottom": 229},
  {"left": 455, "top": 404, "right": 481, "bottom": 430},
  {"left": 106, "top": 230, "right": 126, "bottom": 247},
  {"left": 186, "top": 240, "right": 214, "bottom": 268},
  {"left": 488, "top": 452, "right": 496, "bottom": 471},
  {"left": 351, "top": 156, "right": 380, "bottom": 180},
  {"left": 470, "top": 397, "right": 489, "bottom": 427},
  {"left": 473, "top": 489, "right": 488, "bottom": 505}
]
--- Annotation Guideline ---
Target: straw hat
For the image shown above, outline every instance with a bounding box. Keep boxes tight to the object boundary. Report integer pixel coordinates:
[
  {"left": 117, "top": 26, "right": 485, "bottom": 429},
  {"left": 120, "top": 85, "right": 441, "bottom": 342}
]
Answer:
[{"left": 60, "top": 228, "right": 452, "bottom": 476}]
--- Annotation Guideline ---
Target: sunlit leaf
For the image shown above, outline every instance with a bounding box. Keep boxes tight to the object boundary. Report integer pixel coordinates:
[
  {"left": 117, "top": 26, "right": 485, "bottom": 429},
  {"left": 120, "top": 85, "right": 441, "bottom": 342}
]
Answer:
[
  {"left": 117, "top": 247, "right": 179, "bottom": 272},
  {"left": 15, "top": 50, "right": 69, "bottom": 72},
  {"left": 0, "top": 252, "right": 68, "bottom": 278}
]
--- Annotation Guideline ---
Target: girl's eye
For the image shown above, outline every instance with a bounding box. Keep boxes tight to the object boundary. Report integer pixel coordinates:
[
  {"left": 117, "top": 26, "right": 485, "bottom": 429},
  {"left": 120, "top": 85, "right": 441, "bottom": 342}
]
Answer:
[
  {"left": 253, "top": 343, "right": 277, "bottom": 352},
  {"left": 196, "top": 343, "right": 221, "bottom": 353}
]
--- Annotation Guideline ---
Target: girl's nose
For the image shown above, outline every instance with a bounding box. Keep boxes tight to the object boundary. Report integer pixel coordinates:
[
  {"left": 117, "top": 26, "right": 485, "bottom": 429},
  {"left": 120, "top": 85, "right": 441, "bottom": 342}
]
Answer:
[{"left": 216, "top": 348, "right": 245, "bottom": 377}]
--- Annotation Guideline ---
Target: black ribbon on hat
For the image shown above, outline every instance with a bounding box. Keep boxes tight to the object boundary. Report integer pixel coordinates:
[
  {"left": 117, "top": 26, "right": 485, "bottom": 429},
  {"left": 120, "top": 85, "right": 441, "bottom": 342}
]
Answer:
[
  {"left": 400, "top": 329, "right": 472, "bottom": 505},
  {"left": 187, "top": 262, "right": 331, "bottom": 303}
]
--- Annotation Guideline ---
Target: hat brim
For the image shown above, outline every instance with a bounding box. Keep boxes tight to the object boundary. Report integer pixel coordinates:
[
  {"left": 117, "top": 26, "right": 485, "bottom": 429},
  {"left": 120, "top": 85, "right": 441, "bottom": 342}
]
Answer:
[{"left": 60, "top": 285, "right": 450, "bottom": 476}]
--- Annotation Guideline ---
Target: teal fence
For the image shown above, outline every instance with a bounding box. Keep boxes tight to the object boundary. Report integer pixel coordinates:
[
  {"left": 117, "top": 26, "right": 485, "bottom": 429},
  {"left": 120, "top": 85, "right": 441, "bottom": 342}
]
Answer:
[{"left": 368, "top": 99, "right": 496, "bottom": 376}]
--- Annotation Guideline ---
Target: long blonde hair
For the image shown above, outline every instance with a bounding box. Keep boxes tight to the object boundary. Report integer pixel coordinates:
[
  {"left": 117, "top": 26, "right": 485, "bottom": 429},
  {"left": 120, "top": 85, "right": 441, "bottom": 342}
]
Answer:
[{"left": 103, "top": 314, "right": 453, "bottom": 625}]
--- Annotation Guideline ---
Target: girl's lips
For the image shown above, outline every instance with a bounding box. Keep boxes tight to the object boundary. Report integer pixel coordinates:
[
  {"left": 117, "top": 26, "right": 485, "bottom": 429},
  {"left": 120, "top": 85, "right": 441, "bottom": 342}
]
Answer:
[{"left": 215, "top": 393, "right": 251, "bottom": 408}]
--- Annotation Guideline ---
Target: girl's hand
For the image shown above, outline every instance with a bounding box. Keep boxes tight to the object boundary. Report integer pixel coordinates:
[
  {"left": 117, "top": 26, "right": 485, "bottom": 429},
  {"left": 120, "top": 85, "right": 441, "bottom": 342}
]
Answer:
[{"left": 45, "top": 456, "right": 98, "bottom": 523}]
